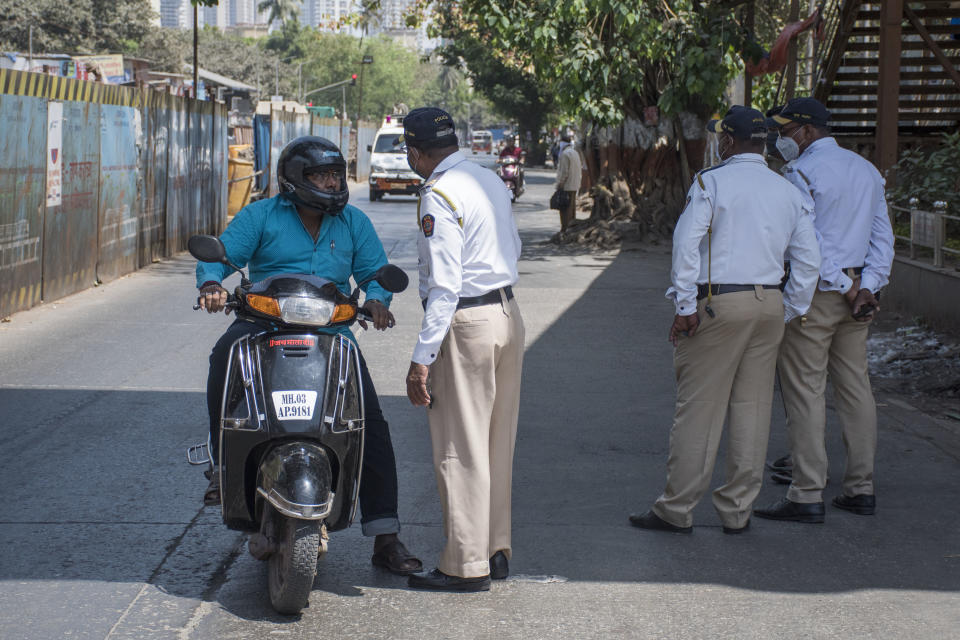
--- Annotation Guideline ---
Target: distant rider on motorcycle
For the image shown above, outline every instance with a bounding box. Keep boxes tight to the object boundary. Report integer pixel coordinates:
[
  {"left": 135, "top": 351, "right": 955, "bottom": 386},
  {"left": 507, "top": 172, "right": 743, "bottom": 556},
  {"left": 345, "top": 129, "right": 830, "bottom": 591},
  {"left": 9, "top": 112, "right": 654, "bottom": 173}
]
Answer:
[
  {"left": 195, "top": 136, "right": 422, "bottom": 576},
  {"left": 498, "top": 134, "right": 526, "bottom": 190}
]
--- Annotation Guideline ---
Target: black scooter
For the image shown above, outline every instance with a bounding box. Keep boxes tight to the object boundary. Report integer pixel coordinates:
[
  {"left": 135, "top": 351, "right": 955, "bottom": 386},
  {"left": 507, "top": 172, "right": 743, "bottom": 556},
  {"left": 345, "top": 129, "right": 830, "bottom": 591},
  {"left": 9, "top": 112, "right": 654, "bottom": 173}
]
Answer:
[{"left": 185, "top": 234, "right": 408, "bottom": 615}]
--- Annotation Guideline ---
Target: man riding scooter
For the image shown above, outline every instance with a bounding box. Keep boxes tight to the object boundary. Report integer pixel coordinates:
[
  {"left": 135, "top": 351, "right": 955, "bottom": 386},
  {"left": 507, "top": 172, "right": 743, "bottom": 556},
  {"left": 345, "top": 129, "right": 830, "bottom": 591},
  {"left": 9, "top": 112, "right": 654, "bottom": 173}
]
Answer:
[
  {"left": 195, "top": 136, "right": 422, "bottom": 576},
  {"left": 497, "top": 134, "right": 526, "bottom": 195}
]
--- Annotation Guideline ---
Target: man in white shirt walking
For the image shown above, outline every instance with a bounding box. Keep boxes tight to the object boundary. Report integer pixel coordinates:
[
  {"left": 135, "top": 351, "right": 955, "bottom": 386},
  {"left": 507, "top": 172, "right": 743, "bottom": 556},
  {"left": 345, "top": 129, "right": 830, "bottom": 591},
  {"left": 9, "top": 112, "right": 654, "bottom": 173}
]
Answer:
[
  {"left": 629, "top": 106, "right": 821, "bottom": 535},
  {"left": 755, "top": 98, "right": 895, "bottom": 523},
  {"left": 402, "top": 107, "right": 525, "bottom": 591},
  {"left": 554, "top": 128, "right": 582, "bottom": 232}
]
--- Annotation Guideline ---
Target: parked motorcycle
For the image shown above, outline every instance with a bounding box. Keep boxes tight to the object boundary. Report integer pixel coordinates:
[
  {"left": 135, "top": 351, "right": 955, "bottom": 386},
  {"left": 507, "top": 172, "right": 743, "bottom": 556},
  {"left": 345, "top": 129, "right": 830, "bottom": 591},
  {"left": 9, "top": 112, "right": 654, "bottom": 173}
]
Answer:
[
  {"left": 185, "top": 234, "right": 408, "bottom": 615},
  {"left": 496, "top": 156, "right": 525, "bottom": 202}
]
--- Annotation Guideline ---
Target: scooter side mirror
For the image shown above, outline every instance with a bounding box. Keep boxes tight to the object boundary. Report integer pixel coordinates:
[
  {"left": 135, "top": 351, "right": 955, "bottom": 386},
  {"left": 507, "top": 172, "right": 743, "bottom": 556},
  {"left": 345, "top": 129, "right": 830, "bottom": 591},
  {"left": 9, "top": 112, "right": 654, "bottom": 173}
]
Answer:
[
  {"left": 188, "top": 234, "right": 251, "bottom": 288},
  {"left": 374, "top": 264, "right": 409, "bottom": 293},
  {"left": 188, "top": 234, "right": 226, "bottom": 264}
]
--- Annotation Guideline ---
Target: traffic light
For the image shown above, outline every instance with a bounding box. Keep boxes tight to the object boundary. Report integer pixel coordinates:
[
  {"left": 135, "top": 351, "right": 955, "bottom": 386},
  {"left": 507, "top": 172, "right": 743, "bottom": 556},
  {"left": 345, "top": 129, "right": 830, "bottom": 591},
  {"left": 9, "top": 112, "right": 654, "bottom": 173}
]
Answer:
[{"left": 350, "top": 73, "right": 357, "bottom": 86}]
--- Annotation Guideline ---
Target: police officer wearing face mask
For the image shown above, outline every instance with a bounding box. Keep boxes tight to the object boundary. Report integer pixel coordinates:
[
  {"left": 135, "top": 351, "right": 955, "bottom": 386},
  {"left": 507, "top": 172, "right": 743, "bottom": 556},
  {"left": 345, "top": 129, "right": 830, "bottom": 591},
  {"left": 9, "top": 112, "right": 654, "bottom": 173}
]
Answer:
[
  {"left": 629, "top": 106, "right": 820, "bottom": 535},
  {"left": 401, "top": 107, "right": 525, "bottom": 591},
  {"left": 754, "top": 97, "right": 895, "bottom": 523}
]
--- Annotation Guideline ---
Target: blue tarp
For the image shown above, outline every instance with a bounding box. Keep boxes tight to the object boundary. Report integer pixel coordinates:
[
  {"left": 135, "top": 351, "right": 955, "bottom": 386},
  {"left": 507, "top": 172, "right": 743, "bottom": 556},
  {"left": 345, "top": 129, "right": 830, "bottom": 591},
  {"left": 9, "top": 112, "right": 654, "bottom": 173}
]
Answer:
[{"left": 253, "top": 114, "right": 270, "bottom": 193}]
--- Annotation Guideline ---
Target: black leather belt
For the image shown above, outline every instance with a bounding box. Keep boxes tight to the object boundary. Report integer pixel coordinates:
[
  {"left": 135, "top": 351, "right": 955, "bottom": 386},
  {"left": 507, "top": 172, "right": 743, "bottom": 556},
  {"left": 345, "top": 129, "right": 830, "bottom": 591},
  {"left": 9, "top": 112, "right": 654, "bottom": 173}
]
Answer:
[
  {"left": 844, "top": 266, "right": 864, "bottom": 276},
  {"left": 422, "top": 286, "right": 514, "bottom": 310},
  {"left": 697, "top": 284, "right": 779, "bottom": 300}
]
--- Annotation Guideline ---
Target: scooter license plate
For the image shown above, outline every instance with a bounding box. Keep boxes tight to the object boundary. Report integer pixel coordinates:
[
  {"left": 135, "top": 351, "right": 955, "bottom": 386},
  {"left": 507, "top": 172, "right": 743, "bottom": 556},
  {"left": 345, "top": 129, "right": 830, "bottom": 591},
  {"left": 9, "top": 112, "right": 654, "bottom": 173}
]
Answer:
[{"left": 271, "top": 390, "right": 318, "bottom": 421}]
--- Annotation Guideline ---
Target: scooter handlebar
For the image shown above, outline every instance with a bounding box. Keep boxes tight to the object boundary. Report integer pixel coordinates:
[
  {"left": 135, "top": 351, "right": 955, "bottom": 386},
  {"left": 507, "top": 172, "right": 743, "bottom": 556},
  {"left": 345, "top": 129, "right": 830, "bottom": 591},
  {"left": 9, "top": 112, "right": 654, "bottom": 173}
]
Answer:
[{"left": 193, "top": 293, "right": 238, "bottom": 311}]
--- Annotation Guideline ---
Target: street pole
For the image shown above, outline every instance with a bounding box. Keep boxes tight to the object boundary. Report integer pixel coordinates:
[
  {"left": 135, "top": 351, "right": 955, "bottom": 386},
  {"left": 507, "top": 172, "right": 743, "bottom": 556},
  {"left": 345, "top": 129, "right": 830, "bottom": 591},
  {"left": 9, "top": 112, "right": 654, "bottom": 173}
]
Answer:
[
  {"left": 28, "top": 26, "right": 33, "bottom": 71},
  {"left": 340, "top": 85, "right": 346, "bottom": 149},
  {"left": 275, "top": 59, "right": 279, "bottom": 97},
  {"left": 297, "top": 63, "right": 302, "bottom": 103},
  {"left": 193, "top": 4, "right": 199, "bottom": 98}
]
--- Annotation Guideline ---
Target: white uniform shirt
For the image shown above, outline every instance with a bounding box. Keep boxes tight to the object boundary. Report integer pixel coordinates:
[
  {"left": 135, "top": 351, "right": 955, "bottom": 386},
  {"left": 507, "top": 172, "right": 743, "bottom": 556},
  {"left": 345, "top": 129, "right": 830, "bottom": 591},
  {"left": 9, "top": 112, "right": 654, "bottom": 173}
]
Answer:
[
  {"left": 666, "top": 153, "right": 821, "bottom": 323},
  {"left": 783, "top": 137, "right": 895, "bottom": 294},
  {"left": 413, "top": 150, "right": 521, "bottom": 365}
]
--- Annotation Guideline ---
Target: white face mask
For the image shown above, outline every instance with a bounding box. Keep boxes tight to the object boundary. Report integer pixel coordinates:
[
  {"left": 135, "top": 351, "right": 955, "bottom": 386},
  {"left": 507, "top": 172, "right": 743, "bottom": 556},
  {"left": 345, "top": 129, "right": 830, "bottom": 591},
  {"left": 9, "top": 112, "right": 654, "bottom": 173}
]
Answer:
[{"left": 776, "top": 133, "right": 800, "bottom": 162}]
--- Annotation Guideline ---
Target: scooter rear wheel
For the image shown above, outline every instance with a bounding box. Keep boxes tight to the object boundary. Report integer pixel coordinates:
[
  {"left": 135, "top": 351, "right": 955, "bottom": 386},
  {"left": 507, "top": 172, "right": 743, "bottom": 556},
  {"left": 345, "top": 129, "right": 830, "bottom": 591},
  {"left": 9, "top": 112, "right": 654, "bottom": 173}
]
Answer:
[{"left": 266, "top": 506, "right": 321, "bottom": 615}]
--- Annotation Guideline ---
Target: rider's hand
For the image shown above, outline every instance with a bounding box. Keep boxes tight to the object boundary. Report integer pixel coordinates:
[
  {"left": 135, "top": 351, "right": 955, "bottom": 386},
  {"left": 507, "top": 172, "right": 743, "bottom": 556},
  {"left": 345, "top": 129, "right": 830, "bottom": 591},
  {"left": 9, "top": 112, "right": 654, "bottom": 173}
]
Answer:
[
  {"left": 358, "top": 299, "right": 394, "bottom": 331},
  {"left": 198, "top": 283, "right": 228, "bottom": 314},
  {"left": 669, "top": 313, "right": 700, "bottom": 346},
  {"left": 406, "top": 361, "right": 431, "bottom": 407}
]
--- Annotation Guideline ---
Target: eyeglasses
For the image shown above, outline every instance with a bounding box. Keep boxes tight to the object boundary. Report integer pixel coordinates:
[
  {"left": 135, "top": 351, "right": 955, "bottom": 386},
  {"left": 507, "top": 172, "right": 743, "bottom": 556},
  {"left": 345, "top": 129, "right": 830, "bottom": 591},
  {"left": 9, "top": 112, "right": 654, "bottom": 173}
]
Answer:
[{"left": 305, "top": 168, "right": 343, "bottom": 181}]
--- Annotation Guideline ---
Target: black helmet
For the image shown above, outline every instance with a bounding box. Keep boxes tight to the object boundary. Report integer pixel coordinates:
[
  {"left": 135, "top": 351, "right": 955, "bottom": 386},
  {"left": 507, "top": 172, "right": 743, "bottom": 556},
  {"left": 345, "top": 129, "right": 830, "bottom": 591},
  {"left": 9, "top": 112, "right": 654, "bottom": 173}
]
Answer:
[{"left": 277, "top": 136, "right": 349, "bottom": 215}]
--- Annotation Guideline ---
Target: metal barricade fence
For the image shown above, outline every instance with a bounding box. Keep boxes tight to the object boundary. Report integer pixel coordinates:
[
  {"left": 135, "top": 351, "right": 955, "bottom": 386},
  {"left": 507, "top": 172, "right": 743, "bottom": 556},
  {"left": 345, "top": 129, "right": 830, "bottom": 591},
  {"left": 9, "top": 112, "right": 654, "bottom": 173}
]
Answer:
[{"left": 889, "top": 199, "right": 960, "bottom": 268}]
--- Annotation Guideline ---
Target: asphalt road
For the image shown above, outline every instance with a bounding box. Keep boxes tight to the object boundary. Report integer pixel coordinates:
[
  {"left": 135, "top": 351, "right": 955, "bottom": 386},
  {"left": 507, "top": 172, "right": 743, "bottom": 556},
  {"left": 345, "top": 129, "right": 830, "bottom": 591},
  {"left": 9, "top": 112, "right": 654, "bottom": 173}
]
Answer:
[{"left": 1, "top": 155, "right": 958, "bottom": 639}]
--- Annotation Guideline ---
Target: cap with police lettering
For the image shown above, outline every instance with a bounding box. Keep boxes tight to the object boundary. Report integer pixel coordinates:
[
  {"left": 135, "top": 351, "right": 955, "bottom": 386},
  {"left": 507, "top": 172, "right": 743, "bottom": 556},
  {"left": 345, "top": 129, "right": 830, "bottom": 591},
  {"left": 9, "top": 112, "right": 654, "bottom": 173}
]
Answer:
[
  {"left": 399, "top": 107, "right": 457, "bottom": 148},
  {"left": 766, "top": 97, "right": 830, "bottom": 128},
  {"left": 706, "top": 105, "right": 766, "bottom": 140}
]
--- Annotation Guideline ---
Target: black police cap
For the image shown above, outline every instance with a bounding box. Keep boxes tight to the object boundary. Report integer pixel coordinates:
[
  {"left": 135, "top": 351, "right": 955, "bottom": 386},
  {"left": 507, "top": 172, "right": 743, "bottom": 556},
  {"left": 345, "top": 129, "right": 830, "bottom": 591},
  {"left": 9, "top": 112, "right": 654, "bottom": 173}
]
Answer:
[
  {"left": 767, "top": 97, "right": 831, "bottom": 128},
  {"left": 706, "top": 105, "right": 766, "bottom": 140},
  {"left": 400, "top": 107, "right": 458, "bottom": 148}
]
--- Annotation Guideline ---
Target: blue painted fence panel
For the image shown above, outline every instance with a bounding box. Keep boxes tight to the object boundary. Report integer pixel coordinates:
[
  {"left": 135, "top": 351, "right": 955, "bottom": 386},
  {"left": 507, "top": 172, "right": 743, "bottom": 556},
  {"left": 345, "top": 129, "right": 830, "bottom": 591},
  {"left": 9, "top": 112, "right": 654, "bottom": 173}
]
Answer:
[
  {"left": 97, "top": 105, "right": 140, "bottom": 283},
  {"left": 43, "top": 99, "right": 100, "bottom": 302},
  {"left": 0, "top": 96, "right": 45, "bottom": 316}
]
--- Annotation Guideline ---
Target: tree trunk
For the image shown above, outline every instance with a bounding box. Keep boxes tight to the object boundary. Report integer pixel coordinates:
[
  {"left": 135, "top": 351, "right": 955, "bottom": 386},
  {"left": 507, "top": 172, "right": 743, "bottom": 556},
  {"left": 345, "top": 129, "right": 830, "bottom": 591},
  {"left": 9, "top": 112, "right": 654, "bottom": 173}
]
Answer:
[{"left": 580, "top": 113, "right": 706, "bottom": 239}]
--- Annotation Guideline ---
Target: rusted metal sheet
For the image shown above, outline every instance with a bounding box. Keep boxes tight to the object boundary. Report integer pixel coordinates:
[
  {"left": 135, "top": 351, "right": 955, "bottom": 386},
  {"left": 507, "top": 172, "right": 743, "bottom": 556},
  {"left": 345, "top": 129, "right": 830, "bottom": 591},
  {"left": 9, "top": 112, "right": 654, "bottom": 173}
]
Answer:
[
  {"left": 0, "top": 95, "right": 45, "bottom": 317},
  {"left": 211, "top": 105, "right": 228, "bottom": 233},
  {"left": 195, "top": 104, "right": 214, "bottom": 236},
  {"left": 42, "top": 100, "right": 100, "bottom": 303},
  {"left": 137, "top": 92, "right": 170, "bottom": 267},
  {"left": 96, "top": 105, "right": 140, "bottom": 283},
  {"left": 164, "top": 99, "right": 190, "bottom": 255}
]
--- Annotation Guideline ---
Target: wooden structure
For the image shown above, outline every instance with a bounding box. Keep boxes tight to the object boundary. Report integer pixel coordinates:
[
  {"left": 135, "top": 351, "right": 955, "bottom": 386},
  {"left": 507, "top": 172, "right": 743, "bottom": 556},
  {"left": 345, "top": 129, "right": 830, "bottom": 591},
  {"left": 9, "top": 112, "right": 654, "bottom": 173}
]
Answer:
[{"left": 809, "top": 0, "right": 960, "bottom": 174}]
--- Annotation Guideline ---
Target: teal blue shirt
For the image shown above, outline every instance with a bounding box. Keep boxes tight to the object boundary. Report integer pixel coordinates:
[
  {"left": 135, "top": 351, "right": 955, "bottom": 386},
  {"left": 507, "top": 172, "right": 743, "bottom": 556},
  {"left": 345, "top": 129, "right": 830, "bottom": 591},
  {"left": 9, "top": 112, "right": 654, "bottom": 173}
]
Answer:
[{"left": 196, "top": 195, "right": 391, "bottom": 340}]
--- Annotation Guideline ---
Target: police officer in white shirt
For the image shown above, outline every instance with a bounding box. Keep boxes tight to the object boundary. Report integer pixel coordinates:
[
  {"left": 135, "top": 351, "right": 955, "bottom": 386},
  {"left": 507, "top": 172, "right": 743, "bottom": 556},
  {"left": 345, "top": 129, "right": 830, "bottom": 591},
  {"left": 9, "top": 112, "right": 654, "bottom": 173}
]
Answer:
[
  {"left": 401, "top": 107, "right": 524, "bottom": 591},
  {"left": 629, "top": 106, "right": 820, "bottom": 535},
  {"left": 754, "top": 98, "right": 895, "bottom": 523}
]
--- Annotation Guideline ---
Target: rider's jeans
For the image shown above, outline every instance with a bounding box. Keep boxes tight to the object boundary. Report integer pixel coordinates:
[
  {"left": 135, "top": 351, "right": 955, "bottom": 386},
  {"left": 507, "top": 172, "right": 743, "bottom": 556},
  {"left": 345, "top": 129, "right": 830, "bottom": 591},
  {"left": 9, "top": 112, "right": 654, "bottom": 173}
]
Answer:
[{"left": 206, "top": 319, "right": 401, "bottom": 537}]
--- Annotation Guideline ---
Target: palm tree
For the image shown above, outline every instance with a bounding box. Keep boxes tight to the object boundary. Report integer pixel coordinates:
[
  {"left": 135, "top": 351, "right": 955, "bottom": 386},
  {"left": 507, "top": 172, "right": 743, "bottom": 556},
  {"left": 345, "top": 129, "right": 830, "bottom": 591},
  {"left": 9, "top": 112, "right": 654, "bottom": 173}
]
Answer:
[{"left": 256, "top": 0, "right": 302, "bottom": 28}]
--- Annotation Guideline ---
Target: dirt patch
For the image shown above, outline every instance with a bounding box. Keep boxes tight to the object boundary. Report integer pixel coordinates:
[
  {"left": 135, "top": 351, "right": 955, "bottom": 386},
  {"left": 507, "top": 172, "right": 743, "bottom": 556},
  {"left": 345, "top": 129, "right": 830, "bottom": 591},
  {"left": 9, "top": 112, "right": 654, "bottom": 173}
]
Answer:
[{"left": 868, "top": 311, "right": 960, "bottom": 422}]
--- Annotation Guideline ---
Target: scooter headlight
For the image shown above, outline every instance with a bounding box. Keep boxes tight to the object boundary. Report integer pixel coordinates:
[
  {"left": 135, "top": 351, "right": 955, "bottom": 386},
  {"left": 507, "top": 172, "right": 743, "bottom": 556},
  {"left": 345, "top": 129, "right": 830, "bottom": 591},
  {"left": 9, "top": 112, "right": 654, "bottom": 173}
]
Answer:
[{"left": 277, "top": 296, "right": 336, "bottom": 325}]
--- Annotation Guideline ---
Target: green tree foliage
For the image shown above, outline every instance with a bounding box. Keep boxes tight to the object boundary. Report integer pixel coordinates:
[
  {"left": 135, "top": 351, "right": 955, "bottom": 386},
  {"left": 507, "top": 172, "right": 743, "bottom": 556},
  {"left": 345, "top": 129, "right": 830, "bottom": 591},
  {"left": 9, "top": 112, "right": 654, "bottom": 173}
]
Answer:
[
  {"left": 0, "top": 0, "right": 155, "bottom": 54},
  {"left": 433, "top": 0, "right": 752, "bottom": 127},
  {"left": 888, "top": 133, "right": 960, "bottom": 215}
]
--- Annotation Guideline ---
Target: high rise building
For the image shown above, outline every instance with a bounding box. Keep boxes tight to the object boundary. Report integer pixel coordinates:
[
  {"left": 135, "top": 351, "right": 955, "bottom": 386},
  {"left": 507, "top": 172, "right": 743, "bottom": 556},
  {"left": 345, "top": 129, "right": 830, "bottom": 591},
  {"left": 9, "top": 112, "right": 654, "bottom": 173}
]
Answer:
[{"left": 159, "top": 0, "right": 190, "bottom": 28}]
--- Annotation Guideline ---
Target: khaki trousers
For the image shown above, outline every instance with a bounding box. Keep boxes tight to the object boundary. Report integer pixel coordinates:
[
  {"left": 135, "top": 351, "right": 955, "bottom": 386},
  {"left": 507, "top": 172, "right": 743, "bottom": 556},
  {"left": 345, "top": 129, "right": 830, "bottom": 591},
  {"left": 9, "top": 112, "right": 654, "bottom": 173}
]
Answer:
[
  {"left": 779, "top": 288, "right": 876, "bottom": 503},
  {"left": 653, "top": 288, "right": 784, "bottom": 529},
  {"left": 428, "top": 294, "right": 525, "bottom": 578}
]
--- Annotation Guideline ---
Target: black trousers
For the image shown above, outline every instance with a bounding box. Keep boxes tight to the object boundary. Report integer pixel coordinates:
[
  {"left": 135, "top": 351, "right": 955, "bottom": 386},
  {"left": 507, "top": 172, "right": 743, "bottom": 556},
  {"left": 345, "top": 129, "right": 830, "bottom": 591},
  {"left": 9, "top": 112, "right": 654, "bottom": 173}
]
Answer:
[{"left": 206, "top": 319, "right": 401, "bottom": 535}]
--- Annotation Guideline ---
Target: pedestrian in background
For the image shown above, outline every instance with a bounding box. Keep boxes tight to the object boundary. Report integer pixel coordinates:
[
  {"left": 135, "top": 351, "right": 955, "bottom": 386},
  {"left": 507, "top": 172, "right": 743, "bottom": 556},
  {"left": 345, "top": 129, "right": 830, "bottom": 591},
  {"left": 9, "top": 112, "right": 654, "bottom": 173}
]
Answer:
[
  {"left": 629, "top": 106, "right": 820, "bottom": 535},
  {"left": 554, "top": 128, "right": 582, "bottom": 232},
  {"left": 401, "top": 107, "right": 525, "bottom": 592},
  {"left": 754, "top": 97, "right": 895, "bottom": 524}
]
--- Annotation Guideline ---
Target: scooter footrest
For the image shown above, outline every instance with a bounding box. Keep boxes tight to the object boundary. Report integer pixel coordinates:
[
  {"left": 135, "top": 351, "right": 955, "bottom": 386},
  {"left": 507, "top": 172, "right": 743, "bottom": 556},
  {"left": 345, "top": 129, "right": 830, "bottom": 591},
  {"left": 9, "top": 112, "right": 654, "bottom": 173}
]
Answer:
[{"left": 187, "top": 442, "right": 211, "bottom": 465}]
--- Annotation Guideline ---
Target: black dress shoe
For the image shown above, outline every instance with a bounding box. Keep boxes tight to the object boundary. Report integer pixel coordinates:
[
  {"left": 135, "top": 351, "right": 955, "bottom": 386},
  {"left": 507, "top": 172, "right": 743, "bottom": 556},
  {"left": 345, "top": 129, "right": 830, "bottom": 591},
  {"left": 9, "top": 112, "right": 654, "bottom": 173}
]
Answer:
[
  {"left": 832, "top": 493, "right": 875, "bottom": 515},
  {"left": 489, "top": 550, "right": 509, "bottom": 580},
  {"left": 753, "top": 498, "right": 824, "bottom": 523},
  {"left": 408, "top": 568, "right": 490, "bottom": 592},
  {"left": 722, "top": 520, "right": 750, "bottom": 535},
  {"left": 770, "top": 470, "right": 792, "bottom": 485},
  {"left": 766, "top": 454, "right": 792, "bottom": 473},
  {"left": 628, "top": 510, "right": 692, "bottom": 534}
]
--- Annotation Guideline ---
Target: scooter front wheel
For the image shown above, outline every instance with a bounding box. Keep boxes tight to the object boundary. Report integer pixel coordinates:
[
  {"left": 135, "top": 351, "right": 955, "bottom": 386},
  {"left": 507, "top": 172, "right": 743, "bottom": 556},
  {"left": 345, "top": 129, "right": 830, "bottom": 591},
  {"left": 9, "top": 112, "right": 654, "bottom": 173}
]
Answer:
[{"left": 266, "top": 506, "right": 321, "bottom": 615}]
